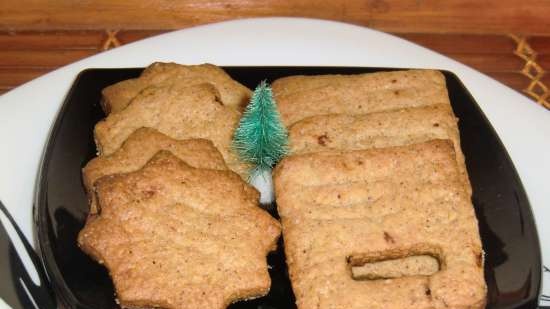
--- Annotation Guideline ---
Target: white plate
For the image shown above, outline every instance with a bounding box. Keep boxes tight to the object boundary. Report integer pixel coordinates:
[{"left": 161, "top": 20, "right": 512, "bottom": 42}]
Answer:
[{"left": 0, "top": 17, "right": 548, "bottom": 305}]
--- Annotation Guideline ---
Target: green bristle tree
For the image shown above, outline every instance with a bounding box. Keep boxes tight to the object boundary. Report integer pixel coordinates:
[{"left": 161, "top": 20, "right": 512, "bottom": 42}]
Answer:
[{"left": 233, "top": 80, "right": 289, "bottom": 180}]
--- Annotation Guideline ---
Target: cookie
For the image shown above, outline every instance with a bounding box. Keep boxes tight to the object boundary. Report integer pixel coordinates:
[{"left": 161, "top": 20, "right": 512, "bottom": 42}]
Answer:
[
  {"left": 101, "top": 62, "right": 251, "bottom": 114},
  {"left": 94, "top": 83, "right": 249, "bottom": 178},
  {"left": 83, "top": 127, "right": 227, "bottom": 215},
  {"left": 78, "top": 151, "right": 281, "bottom": 309},
  {"left": 272, "top": 69, "right": 450, "bottom": 126},
  {"left": 287, "top": 105, "right": 471, "bottom": 192},
  {"left": 273, "top": 140, "right": 486, "bottom": 309}
]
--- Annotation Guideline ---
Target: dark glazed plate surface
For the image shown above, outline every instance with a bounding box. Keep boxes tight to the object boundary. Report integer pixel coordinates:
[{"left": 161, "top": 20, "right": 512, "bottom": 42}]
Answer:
[{"left": 34, "top": 67, "right": 541, "bottom": 309}]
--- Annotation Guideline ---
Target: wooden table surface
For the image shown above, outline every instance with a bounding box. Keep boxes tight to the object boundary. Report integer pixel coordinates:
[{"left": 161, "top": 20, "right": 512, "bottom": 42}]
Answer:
[{"left": 1, "top": 0, "right": 549, "bottom": 109}]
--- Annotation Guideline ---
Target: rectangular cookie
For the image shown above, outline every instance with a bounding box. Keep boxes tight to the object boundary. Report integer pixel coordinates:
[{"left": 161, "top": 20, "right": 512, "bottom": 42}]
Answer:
[
  {"left": 287, "top": 105, "right": 471, "bottom": 192},
  {"left": 273, "top": 140, "right": 486, "bottom": 309},
  {"left": 101, "top": 62, "right": 251, "bottom": 114},
  {"left": 272, "top": 69, "right": 450, "bottom": 126},
  {"left": 94, "top": 83, "right": 249, "bottom": 178},
  {"left": 83, "top": 127, "right": 227, "bottom": 215},
  {"left": 78, "top": 151, "right": 281, "bottom": 309}
]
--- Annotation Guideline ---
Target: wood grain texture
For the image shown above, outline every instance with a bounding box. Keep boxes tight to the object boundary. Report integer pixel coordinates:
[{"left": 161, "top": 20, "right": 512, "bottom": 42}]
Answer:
[
  {"left": 1, "top": 1, "right": 550, "bottom": 35},
  {"left": 0, "top": 31, "right": 103, "bottom": 50},
  {"left": 530, "top": 37, "right": 550, "bottom": 54},
  {"left": 0, "top": 68, "right": 48, "bottom": 86},
  {"left": 0, "top": 50, "right": 96, "bottom": 68}
]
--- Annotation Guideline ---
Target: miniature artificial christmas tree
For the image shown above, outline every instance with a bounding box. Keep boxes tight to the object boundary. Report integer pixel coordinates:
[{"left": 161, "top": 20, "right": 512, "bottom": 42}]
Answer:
[{"left": 233, "top": 81, "right": 289, "bottom": 203}]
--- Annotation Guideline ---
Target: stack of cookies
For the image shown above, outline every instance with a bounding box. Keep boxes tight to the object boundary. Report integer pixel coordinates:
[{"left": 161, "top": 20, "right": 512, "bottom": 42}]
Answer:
[
  {"left": 77, "top": 63, "right": 281, "bottom": 309},
  {"left": 272, "top": 70, "right": 487, "bottom": 309},
  {"left": 77, "top": 65, "right": 487, "bottom": 309}
]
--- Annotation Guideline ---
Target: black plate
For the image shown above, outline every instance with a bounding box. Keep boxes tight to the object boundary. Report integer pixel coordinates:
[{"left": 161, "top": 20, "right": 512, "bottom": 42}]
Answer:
[{"left": 34, "top": 67, "right": 542, "bottom": 309}]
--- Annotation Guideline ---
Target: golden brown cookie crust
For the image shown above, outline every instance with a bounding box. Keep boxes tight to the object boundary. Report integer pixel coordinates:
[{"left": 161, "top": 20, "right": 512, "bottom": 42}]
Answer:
[
  {"left": 273, "top": 140, "right": 486, "bottom": 309},
  {"left": 94, "top": 83, "right": 249, "bottom": 178},
  {"left": 272, "top": 69, "right": 449, "bottom": 126},
  {"left": 83, "top": 127, "right": 228, "bottom": 215},
  {"left": 287, "top": 105, "right": 471, "bottom": 193},
  {"left": 101, "top": 62, "right": 251, "bottom": 114},
  {"left": 79, "top": 151, "right": 281, "bottom": 309}
]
